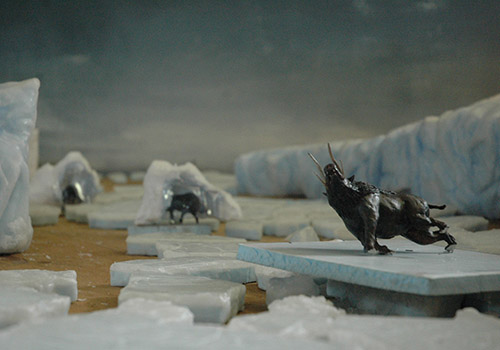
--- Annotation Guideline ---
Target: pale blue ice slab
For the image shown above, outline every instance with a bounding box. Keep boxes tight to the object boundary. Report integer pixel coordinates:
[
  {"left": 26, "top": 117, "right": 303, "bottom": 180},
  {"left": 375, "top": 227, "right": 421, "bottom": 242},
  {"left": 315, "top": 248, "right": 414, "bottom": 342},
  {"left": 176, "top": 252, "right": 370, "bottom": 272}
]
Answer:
[
  {"left": 0, "top": 287, "right": 70, "bottom": 329},
  {"left": 29, "top": 204, "right": 60, "bottom": 226},
  {"left": 88, "top": 199, "right": 141, "bottom": 229},
  {"left": 110, "top": 256, "right": 257, "bottom": 286},
  {"left": 237, "top": 240, "right": 500, "bottom": 296},
  {"left": 0, "top": 270, "right": 78, "bottom": 301},
  {"left": 126, "top": 232, "right": 244, "bottom": 256},
  {"left": 119, "top": 274, "right": 245, "bottom": 323}
]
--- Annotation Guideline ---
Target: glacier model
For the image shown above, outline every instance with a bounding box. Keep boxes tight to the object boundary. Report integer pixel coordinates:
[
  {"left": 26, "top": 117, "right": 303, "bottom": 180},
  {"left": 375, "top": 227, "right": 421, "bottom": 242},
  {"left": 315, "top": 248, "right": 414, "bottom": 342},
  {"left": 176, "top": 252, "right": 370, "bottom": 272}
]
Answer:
[
  {"left": 30, "top": 152, "right": 102, "bottom": 206},
  {"left": 135, "top": 161, "right": 242, "bottom": 225},
  {"left": 235, "top": 94, "right": 500, "bottom": 219},
  {"left": 0, "top": 78, "right": 40, "bottom": 254}
]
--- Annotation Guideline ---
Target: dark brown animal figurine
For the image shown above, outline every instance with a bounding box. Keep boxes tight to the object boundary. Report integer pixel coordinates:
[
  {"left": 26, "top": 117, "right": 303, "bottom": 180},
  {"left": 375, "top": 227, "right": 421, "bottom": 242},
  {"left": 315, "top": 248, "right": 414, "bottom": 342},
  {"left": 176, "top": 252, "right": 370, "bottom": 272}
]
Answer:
[
  {"left": 309, "top": 144, "right": 457, "bottom": 255},
  {"left": 167, "top": 192, "right": 201, "bottom": 224}
]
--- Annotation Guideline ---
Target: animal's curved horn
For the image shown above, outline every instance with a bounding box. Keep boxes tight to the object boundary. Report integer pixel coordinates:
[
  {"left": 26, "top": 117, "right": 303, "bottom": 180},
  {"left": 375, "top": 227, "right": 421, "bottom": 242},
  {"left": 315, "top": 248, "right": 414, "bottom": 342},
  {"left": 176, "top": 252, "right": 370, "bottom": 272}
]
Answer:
[
  {"left": 308, "top": 153, "right": 325, "bottom": 179},
  {"left": 327, "top": 143, "right": 344, "bottom": 175}
]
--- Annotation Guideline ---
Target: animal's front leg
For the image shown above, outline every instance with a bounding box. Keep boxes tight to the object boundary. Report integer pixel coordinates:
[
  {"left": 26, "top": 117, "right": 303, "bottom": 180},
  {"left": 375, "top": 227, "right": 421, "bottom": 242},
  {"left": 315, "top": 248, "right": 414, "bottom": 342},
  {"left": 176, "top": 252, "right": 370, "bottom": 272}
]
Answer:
[{"left": 358, "top": 194, "right": 386, "bottom": 253}]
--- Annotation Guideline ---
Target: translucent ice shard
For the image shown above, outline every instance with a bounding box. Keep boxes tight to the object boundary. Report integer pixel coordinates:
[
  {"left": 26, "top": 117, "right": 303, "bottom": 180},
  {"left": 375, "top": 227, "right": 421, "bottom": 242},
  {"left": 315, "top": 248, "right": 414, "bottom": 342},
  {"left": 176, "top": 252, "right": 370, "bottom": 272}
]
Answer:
[
  {"left": 235, "top": 94, "right": 500, "bottom": 218},
  {"left": 0, "top": 269, "right": 78, "bottom": 301},
  {"left": 0, "top": 78, "right": 39, "bottom": 254},
  {"left": 0, "top": 287, "right": 70, "bottom": 329},
  {"left": 110, "top": 256, "right": 256, "bottom": 286},
  {"left": 119, "top": 274, "right": 245, "bottom": 323}
]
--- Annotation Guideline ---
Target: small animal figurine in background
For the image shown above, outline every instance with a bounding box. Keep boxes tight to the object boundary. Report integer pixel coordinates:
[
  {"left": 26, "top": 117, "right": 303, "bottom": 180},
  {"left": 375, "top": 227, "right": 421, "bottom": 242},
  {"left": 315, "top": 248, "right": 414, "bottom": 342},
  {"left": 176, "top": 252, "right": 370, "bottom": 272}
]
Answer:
[
  {"left": 309, "top": 144, "right": 457, "bottom": 255},
  {"left": 62, "top": 184, "right": 84, "bottom": 205},
  {"left": 166, "top": 192, "right": 201, "bottom": 224}
]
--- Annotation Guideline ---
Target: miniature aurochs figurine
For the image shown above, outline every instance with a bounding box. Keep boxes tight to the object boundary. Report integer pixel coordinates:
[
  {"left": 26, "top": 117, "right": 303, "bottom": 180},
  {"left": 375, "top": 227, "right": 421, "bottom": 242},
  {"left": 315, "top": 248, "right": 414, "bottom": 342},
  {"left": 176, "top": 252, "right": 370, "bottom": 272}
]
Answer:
[
  {"left": 309, "top": 144, "right": 457, "bottom": 255},
  {"left": 167, "top": 192, "right": 201, "bottom": 224}
]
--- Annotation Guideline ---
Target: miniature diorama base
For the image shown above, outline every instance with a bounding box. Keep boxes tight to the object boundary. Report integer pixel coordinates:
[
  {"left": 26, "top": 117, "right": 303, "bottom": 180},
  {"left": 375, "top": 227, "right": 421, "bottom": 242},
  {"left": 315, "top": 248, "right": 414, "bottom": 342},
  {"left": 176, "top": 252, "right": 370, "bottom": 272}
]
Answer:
[{"left": 237, "top": 240, "right": 500, "bottom": 317}]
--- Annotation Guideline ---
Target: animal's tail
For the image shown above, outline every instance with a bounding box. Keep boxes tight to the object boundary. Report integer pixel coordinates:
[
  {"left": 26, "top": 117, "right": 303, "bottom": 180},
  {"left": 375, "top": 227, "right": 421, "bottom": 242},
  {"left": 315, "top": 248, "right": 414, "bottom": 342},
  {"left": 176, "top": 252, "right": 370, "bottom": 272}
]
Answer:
[{"left": 429, "top": 204, "right": 446, "bottom": 210}]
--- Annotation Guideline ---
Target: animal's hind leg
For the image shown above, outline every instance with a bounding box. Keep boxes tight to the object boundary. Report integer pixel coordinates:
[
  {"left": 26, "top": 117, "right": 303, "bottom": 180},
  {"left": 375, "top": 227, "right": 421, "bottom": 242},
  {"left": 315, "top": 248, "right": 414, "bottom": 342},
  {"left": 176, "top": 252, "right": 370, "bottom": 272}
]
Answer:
[{"left": 402, "top": 229, "right": 457, "bottom": 253}]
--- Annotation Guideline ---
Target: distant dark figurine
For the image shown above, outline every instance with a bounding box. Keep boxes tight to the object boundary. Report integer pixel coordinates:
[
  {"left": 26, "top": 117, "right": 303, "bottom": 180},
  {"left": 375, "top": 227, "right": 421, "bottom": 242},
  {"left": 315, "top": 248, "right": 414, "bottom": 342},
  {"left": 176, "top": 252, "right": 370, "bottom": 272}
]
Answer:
[
  {"left": 167, "top": 192, "right": 201, "bottom": 224},
  {"left": 309, "top": 144, "right": 457, "bottom": 255},
  {"left": 62, "top": 184, "right": 84, "bottom": 205}
]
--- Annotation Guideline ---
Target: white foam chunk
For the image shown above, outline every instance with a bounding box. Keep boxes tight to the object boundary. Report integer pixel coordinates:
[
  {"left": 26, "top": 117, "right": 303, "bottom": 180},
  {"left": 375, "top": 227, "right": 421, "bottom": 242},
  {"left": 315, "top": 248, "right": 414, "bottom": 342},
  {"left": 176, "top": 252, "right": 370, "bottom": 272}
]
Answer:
[
  {"left": 254, "top": 265, "right": 295, "bottom": 290},
  {"left": 119, "top": 274, "right": 245, "bottom": 323},
  {"left": 0, "top": 287, "right": 71, "bottom": 329},
  {"left": 286, "top": 226, "right": 320, "bottom": 242},
  {"left": 110, "top": 256, "right": 256, "bottom": 286},
  {"left": 266, "top": 275, "right": 320, "bottom": 305},
  {"left": 0, "top": 78, "right": 39, "bottom": 254},
  {"left": 117, "top": 298, "right": 194, "bottom": 325},
  {"left": 0, "top": 269, "right": 78, "bottom": 301},
  {"left": 203, "top": 170, "right": 237, "bottom": 195},
  {"left": 64, "top": 203, "right": 101, "bottom": 223},
  {"left": 157, "top": 241, "right": 241, "bottom": 259},
  {"left": 0, "top": 312, "right": 333, "bottom": 350},
  {"left": 88, "top": 199, "right": 141, "bottom": 229},
  {"left": 128, "top": 222, "right": 214, "bottom": 236},
  {"left": 135, "top": 160, "right": 242, "bottom": 225},
  {"left": 127, "top": 232, "right": 245, "bottom": 256},
  {"left": 225, "top": 220, "right": 263, "bottom": 240},
  {"left": 235, "top": 94, "right": 500, "bottom": 219},
  {"left": 312, "top": 218, "right": 354, "bottom": 240},
  {"left": 129, "top": 170, "right": 146, "bottom": 182},
  {"left": 263, "top": 218, "right": 310, "bottom": 237},
  {"left": 440, "top": 215, "right": 489, "bottom": 232},
  {"left": 29, "top": 204, "right": 60, "bottom": 226}
]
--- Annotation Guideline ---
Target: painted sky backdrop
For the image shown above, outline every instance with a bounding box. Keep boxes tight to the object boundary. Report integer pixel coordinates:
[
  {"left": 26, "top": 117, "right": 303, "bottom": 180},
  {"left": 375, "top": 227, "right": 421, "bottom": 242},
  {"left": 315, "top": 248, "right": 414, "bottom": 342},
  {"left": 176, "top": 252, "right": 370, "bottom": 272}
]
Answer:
[{"left": 1, "top": 0, "right": 499, "bottom": 172}]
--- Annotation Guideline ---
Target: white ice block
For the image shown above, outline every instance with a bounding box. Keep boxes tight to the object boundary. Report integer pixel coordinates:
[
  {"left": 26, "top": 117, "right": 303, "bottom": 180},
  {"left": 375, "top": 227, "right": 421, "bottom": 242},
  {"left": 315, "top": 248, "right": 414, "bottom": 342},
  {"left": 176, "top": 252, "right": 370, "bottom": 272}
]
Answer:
[
  {"left": 262, "top": 218, "right": 310, "bottom": 237},
  {"left": 0, "top": 78, "right": 39, "bottom": 254},
  {"left": 225, "top": 220, "right": 263, "bottom": 240},
  {"left": 106, "top": 172, "right": 128, "bottom": 184},
  {"left": 129, "top": 171, "right": 146, "bottom": 182},
  {"left": 286, "top": 226, "right": 319, "bottom": 242},
  {"left": 117, "top": 298, "right": 194, "bottom": 325},
  {"left": 88, "top": 199, "right": 141, "bottom": 229},
  {"left": 119, "top": 274, "right": 245, "bottom": 323},
  {"left": 254, "top": 265, "right": 295, "bottom": 291},
  {"left": 0, "top": 287, "right": 71, "bottom": 329},
  {"left": 29, "top": 204, "right": 60, "bottom": 226},
  {"left": 237, "top": 240, "right": 500, "bottom": 296},
  {"left": 235, "top": 94, "right": 500, "bottom": 219},
  {"left": 128, "top": 222, "right": 214, "bottom": 236},
  {"left": 0, "top": 313, "right": 333, "bottom": 350},
  {"left": 267, "top": 295, "right": 345, "bottom": 317},
  {"left": 64, "top": 203, "right": 101, "bottom": 223},
  {"left": 312, "top": 218, "right": 354, "bottom": 240},
  {"left": 0, "top": 269, "right": 78, "bottom": 301},
  {"left": 110, "top": 256, "right": 256, "bottom": 286},
  {"left": 157, "top": 241, "right": 241, "bottom": 259},
  {"left": 266, "top": 275, "right": 320, "bottom": 305},
  {"left": 127, "top": 232, "right": 244, "bottom": 256}
]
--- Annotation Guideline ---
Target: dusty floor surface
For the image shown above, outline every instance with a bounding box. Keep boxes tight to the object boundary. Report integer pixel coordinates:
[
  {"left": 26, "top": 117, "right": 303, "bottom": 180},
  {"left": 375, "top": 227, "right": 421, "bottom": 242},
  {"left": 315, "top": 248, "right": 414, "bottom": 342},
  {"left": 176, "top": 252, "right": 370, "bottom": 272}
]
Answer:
[{"left": 0, "top": 216, "right": 284, "bottom": 315}]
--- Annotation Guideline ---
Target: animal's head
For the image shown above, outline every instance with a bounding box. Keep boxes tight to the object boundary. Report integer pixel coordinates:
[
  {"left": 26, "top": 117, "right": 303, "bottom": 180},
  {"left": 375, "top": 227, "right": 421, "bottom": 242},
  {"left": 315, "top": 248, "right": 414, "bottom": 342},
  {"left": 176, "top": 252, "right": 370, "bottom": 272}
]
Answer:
[
  {"left": 62, "top": 183, "right": 85, "bottom": 205},
  {"left": 309, "top": 144, "right": 352, "bottom": 189}
]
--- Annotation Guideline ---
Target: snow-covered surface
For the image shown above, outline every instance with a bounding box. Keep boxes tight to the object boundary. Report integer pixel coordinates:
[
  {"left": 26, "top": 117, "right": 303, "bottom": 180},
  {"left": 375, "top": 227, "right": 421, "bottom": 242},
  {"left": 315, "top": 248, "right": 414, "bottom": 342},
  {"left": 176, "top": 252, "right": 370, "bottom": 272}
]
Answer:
[
  {"left": 0, "top": 78, "right": 39, "bottom": 254},
  {"left": 237, "top": 240, "right": 500, "bottom": 296},
  {"left": 0, "top": 287, "right": 70, "bottom": 329},
  {"left": 110, "top": 256, "right": 256, "bottom": 286},
  {"left": 0, "top": 269, "right": 78, "bottom": 301},
  {"left": 119, "top": 274, "right": 245, "bottom": 323},
  {"left": 135, "top": 161, "right": 242, "bottom": 225},
  {"left": 235, "top": 94, "right": 500, "bottom": 218},
  {"left": 30, "top": 151, "right": 101, "bottom": 205}
]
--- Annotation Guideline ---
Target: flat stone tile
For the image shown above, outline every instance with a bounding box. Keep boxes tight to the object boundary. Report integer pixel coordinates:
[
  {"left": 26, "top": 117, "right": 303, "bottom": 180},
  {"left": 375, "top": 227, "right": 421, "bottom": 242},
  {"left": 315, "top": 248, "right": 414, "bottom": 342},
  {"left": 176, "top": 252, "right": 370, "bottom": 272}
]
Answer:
[
  {"left": 119, "top": 274, "right": 245, "bottom": 324},
  {"left": 0, "top": 287, "right": 71, "bottom": 329},
  {"left": 127, "top": 232, "right": 245, "bottom": 256},
  {"left": 0, "top": 270, "right": 78, "bottom": 301},
  {"left": 157, "top": 241, "right": 241, "bottom": 259},
  {"left": 29, "top": 204, "right": 60, "bottom": 226},
  {"left": 237, "top": 240, "right": 500, "bottom": 296},
  {"left": 110, "top": 257, "right": 257, "bottom": 286}
]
